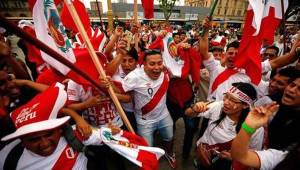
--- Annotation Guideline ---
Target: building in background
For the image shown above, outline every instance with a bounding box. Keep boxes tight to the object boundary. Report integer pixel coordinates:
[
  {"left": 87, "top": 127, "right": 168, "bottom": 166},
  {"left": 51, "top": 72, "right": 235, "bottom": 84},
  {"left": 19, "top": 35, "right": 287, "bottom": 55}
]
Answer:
[{"left": 185, "top": 0, "right": 248, "bottom": 28}]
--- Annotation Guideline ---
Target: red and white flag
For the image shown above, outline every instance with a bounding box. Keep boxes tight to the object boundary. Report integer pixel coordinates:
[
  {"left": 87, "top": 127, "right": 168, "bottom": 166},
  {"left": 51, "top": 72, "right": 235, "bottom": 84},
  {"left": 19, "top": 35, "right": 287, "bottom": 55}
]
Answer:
[
  {"left": 60, "top": 0, "right": 107, "bottom": 52},
  {"left": 141, "top": 0, "right": 154, "bottom": 19},
  {"left": 149, "top": 32, "right": 201, "bottom": 83},
  {"left": 100, "top": 128, "right": 165, "bottom": 170},
  {"left": 27, "top": 0, "right": 101, "bottom": 84},
  {"left": 211, "top": 0, "right": 288, "bottom": 92}
]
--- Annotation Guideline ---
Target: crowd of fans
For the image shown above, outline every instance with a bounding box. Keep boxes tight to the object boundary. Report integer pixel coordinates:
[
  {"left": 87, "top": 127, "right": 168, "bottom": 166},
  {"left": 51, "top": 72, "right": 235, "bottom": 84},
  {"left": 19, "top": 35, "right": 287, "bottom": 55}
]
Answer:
[{"left": 0, "top": 16, "right": 300, "bottom": 170}]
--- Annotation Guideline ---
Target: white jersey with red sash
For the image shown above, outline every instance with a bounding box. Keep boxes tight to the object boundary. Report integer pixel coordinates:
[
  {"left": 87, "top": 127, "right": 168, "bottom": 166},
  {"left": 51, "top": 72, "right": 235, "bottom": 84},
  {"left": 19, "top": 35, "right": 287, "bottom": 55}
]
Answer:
[
  {"left": 196, "top": 101, "right": 264, "bottom": 151},
  {"left": 0, "top": 128, "right": 103, "bottom": 170},
  {"left": 112, "top": 66, "right": 134, "bottom": 112},
  {"left": 121, "top": 67, "right": 170, "bottom": 125},
  {"left": 67, "top": 80, "right": 123, "bottom": 128}
]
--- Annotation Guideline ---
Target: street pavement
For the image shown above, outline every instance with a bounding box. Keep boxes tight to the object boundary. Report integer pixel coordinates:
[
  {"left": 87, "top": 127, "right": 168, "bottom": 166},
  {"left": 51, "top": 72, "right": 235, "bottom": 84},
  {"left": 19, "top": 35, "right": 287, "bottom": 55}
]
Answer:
[{"left": 125, "top": 118, "right": 199, "bottom": 170}]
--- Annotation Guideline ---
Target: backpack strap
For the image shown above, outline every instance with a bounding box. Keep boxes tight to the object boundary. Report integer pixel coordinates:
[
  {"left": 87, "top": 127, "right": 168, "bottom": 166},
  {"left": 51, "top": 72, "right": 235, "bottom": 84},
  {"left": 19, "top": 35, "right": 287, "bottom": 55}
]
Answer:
[
  {"left": 62, "top": 124, "right": 95, "bottom": 157},
  {"left": 4, "top": 142, "right": 24, "bottom": 170}
]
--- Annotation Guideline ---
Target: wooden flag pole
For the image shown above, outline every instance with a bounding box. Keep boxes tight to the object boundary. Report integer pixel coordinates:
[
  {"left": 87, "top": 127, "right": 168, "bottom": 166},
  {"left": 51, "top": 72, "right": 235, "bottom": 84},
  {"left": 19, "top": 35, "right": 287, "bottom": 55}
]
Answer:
[
  {"left": 133, "top": 0, "right": 138, "bottom": 24},
  {"left": 201, "top": 0, "right": 219, "bottom": 37},
  {"left": 0, "top": 15, "right": 103, "bottom": 93},
  {"left": 107, "top": 0, "right": 114, "bottom": 30},
  {"left": 64, "top": 0, "right": 135, "bottom": 133}
]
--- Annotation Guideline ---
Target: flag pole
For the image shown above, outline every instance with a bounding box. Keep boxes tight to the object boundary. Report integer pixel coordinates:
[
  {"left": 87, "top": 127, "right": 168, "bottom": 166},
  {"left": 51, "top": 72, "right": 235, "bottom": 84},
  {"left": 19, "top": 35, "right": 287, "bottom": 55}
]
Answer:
[
  {"left": 201, "top": 0, "right": 219, "bottom": 37},
  {"left": 107, "top": 0, "right": 114, "bottom": 30},
  {"left": 133, "top": 0, "right": 138, "bottom": 24},
  {"left": 0, "top": 15, "right": 103, "bottom": 93},
  {"left": 280, "top": 0, "right": 286, "bottom": 54},
  {"left": 95, "top": 0, "right": 104, "bottom": 31},
  {"left": 64, "top": 0, "right": 135, "bottom": 134}
]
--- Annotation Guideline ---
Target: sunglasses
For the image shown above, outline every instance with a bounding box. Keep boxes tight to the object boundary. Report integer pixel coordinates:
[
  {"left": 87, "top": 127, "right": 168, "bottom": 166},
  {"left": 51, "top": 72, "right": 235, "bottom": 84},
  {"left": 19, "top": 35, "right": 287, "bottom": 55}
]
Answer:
[{"left": 263, "top": 53, "right": 275, "bottom": 58}]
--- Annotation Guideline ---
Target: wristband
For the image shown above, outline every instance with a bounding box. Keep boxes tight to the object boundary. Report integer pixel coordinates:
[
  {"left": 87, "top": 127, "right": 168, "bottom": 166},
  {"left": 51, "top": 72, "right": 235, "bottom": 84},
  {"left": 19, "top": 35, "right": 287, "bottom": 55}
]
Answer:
[{"left": 242, "top": 122, "right": 256, "bottom": 135}]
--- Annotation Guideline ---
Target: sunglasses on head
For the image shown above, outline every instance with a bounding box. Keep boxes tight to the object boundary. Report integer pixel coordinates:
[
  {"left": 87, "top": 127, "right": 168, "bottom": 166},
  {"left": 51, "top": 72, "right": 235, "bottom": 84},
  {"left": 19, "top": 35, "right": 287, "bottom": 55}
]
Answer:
[{"left": 144, "top": 49, "right": 161, "bottom": 55}]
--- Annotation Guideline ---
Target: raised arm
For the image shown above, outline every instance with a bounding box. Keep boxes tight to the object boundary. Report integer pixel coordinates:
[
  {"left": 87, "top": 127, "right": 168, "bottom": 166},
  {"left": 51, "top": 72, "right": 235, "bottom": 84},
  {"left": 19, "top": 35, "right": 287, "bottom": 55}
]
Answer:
[
  {"left": 199, "top": 18, "right": 211, "bottom": 60},
  {"left": 13, "top": 79, "right": 49, "bottom": 92},
  {"left": 269, "top": 32, "right": 300, "bottom": 70},
  {"left": 231, "top": 102, "right": 279, "bottom": 168}
]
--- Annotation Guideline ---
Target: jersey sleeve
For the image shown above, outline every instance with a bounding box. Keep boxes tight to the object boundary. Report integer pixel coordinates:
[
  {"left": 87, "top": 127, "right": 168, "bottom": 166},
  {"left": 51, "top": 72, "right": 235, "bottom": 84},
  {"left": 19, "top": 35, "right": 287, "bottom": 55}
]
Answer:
[
  {"left": 67, "top": 80, "right": 83, "bottom": 103},
  {"left": 255, "top": 149, "right": 287, "bottom": 170},
  {"left": 121, "top": 71, "right": 138, "bottom": 92},
  {"left": 261, "top": 60, "right": 272, "bottom": 74},
  {"left": 249, "top": 127, "right": 264, "bottom": 150}
]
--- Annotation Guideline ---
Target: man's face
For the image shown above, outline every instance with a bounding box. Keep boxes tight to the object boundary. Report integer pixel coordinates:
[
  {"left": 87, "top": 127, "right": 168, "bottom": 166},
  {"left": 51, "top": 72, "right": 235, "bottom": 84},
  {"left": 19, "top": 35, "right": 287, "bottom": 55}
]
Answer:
[
  {"left": 131, "top": 25, "right": 138, "bottom": 34},
  {"left": 180, "top": 34, "right": 186, "bottom": 41},
  {"left": 212, "top": 50, "right": 222, "bottom": 60},
  {"left": 121, "top": 55, "right": 137, "bottom": 75},
  {"left": 268, "top": 74, "right": 290, "bottom": 95},
  {"left": 143, "top": 54, "right": 164, "bottom": 80},
  {"left": 173, "top": 35, "right": 181, "bottom": 44},
  {"left": 225, "top": 47, "right": 238, "bottom": 69},
  {"left": 281, "top": 78, "right": 300, "bottom": 106},
  {"left": 0, "top": 71, "right": 20, "bottom": 98},
  {"left": 21, "top": 128, "right": 62, "bottom": 156},
  {"left": 262, "top": 48, "right": 277, "bottom": 61}
]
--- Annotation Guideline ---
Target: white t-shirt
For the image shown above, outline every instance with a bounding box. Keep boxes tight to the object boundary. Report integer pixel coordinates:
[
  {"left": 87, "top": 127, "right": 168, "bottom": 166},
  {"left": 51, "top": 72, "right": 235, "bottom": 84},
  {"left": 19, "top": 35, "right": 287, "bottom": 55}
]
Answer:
[
  {"left": 112, "top": 66, "right": 134, "bottom": 112},
  {"left": 67, "top": 80, "right": 123, "bottom": 128},
  {"left": 0, "top": 128, "right": 103, "bottom": 170},
  {"left": 121, "top": 67, "right": 170, "bottom": 125},
  {"left": 204, "top": 55, "right": 272, "bottom": 101},
  {"left": 255, "top": 149, "right": 288, "bottom": 170},
  {"left": 196, "top": 101, "right": 264, "bottom": 150}
]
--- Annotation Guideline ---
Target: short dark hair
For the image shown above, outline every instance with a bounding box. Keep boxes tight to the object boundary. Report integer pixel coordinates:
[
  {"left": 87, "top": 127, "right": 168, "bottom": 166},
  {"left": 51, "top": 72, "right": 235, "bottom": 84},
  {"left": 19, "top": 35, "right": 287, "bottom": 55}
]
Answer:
[
  {"left": 127, "top": 48, "right": 138, "bottom": 61},
  {"left": 143, "top": 49, "right": 161, "bottom": 61},
  {"left": 226, "top": 41, "right": 239, "bottom": 51},
  {"left": 265, "top": 45, "right": 280, "bottom": 56},
  {"left": 232, "top": 82, "right": 257, "bottom": 101},
  {"left": 277, "top": 66, "right": 300, "bottom": 83},
  {"left": 172, "top": 32, "right": 180, "bottom": 38}
]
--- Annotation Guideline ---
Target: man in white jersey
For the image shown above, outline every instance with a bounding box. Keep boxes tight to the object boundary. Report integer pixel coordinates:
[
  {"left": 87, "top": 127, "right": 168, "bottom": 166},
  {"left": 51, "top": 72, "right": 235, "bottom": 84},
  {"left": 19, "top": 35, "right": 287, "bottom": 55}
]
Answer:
[
  {"left": 121, "top": 49, "right": 177, "bottom": 168},
  {"left": 199, "top": 20, "right": 300, "bottom": 102},
  {"left": 0, "top": 83, "right": 120, "bottom": 170}
]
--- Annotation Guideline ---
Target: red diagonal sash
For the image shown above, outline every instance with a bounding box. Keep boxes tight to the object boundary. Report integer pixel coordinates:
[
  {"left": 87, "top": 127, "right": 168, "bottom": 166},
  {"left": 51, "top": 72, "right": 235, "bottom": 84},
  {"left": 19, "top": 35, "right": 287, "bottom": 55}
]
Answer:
[
  {"left": 141, "top": 73, "right": 169, "bottom": 115},
  {"left": 52, "top": 145, "right": 79, "bottom": 170},
  {"left": 211, "top": 68, "right": 238, "bottom": 93}
]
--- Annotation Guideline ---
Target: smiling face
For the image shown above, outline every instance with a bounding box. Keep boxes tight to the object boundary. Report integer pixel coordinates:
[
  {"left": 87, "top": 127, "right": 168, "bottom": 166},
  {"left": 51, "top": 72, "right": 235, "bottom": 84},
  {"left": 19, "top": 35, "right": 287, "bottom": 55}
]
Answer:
[
  {"left": 143, "top": 54, "right": 164, "bottom": 80},
  {"left": 21, "top": 128, "right": 62, "bottom": 156},
  {"left": 268, "top": 74, "right": 290, "bottom": 95},
  {"left": 281, "top": 78, "right": 300, "bottom": 106}
]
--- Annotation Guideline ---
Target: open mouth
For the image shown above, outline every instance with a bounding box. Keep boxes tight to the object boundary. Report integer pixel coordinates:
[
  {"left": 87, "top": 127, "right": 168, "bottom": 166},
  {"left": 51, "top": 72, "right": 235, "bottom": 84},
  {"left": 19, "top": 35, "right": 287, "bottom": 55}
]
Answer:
[{"left": 282, "top": 93, "right": 294, "bottom": 103}]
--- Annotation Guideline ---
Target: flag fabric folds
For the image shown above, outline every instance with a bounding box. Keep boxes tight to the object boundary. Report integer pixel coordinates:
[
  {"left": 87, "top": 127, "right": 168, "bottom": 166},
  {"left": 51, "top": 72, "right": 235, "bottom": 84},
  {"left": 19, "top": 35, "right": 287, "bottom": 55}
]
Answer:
[
  {"left": 27, "top": 0, "right": 102, "bottom": 84},
  {"left": 149, "top": 33, "right": 201, "bottom": 84},
  {"left": 211, "top": 0, "right": 288, "bottom": 92},
  {"left": 100, "top": 128, "right": 165, "bottom": 170},
  {"left": 141, "top": 0, "right": 154, "bottom": 19}
]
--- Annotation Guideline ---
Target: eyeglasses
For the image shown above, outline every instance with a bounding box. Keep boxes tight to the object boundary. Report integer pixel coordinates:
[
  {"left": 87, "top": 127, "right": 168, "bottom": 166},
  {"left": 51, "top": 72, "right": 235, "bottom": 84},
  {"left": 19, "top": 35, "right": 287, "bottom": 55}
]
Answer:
[
  {"left": 223, "top": 93, "right": 243, "bottom": 105},
  {"left": 263, "top": 53, "right": 276, "bottom": 58}
]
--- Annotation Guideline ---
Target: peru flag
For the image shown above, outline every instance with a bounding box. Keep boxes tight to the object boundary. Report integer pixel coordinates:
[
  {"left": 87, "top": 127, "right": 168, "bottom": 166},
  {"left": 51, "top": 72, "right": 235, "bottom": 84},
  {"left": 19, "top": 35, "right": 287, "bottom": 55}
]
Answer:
[
  {"left": 149, "top": 32, "right": 201, "bottom": 83},
  {"left": 141, "top": 0, "right": 154, "bottom": 19},
  {"left": 27, "top": 0, "right": 101, "bottom": 84},
  {"left": 211, "top": 0, "right": 288, "bottom": 92},
  {"left": 100, "top": 128, "right": 165, "bottom": 170}
]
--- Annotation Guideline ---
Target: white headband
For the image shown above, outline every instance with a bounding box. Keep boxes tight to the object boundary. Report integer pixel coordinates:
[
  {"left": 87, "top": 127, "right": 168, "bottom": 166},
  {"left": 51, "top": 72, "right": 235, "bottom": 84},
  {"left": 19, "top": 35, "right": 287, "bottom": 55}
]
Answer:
[{"left": 228, "top": 86, "right": 253, "bottom": 105}]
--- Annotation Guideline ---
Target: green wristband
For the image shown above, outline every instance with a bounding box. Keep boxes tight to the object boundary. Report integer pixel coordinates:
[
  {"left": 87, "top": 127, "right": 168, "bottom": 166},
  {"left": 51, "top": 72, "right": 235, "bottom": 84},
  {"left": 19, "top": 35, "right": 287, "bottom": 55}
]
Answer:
[{"left": 242, "top": 122, "right": 256, "bottom": 135}]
